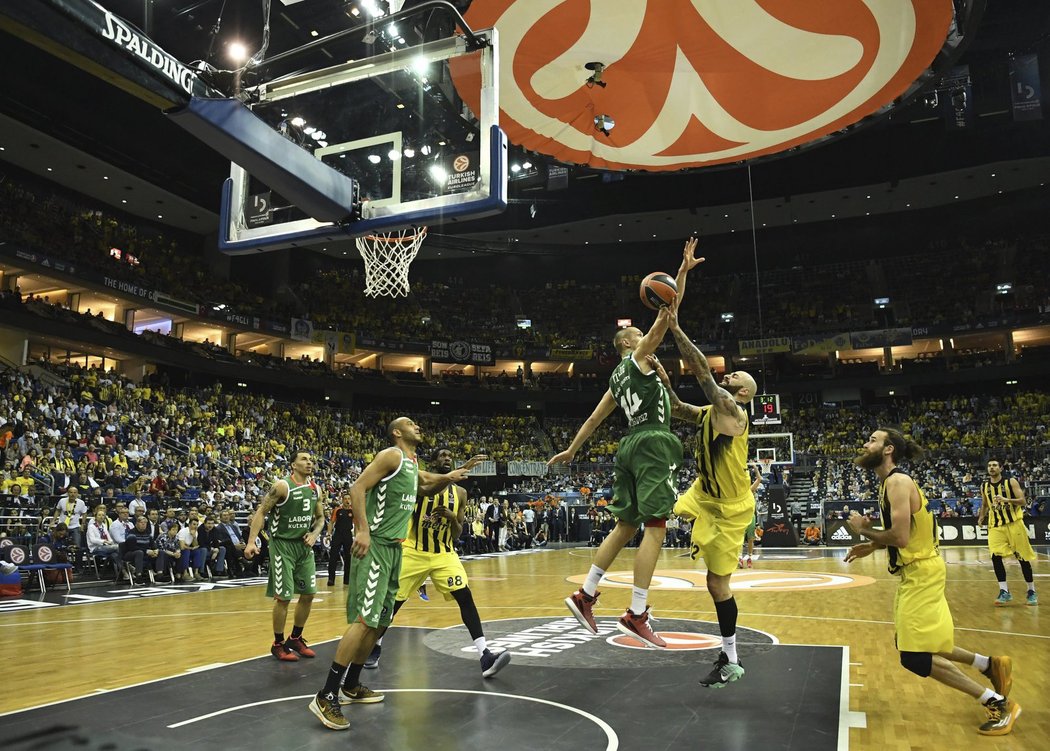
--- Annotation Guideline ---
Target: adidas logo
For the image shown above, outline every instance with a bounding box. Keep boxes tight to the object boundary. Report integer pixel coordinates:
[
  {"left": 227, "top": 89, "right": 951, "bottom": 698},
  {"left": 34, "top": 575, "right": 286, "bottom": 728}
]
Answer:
[{"left": 831, "top": 526, "right": 853, "bottom": 541}]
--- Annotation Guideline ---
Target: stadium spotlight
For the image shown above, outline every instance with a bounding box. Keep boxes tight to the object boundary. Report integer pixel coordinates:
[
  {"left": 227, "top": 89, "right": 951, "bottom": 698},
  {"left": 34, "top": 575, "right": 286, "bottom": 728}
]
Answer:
[{"left": 228, "top": 41, "right": 249, "bottom": 63}]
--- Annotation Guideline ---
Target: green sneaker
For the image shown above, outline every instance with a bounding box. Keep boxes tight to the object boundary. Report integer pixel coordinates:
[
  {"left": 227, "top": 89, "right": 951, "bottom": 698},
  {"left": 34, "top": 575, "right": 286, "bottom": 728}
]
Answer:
[
  {"left": 1026, "top": 591, "right": 1038, "bottom": 606},
  {"left": 699, "top": 651, "right": 745, "bottom": 688},
  {"left": 994, "top": 590, "right": 1012, "bottom": 606}
]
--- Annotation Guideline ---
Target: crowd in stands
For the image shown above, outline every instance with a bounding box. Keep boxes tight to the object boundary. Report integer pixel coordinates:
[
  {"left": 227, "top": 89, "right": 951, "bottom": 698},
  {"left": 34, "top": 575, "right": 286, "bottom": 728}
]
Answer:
[{"left": 4, "top": 174, "right": 1050, "bottom": 358}]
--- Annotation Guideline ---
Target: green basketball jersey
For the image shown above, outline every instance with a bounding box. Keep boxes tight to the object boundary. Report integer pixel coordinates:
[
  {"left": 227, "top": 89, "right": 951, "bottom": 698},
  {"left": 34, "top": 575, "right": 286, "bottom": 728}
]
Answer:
[
  {"left": 367, "top": 449, "right": 420, "bottom": 543},
  {"left": 609, "top": 354, "right": 671, "bottom": 434},
  {"left": 268, "top": 474, "right": 318, "bottom": 540}
]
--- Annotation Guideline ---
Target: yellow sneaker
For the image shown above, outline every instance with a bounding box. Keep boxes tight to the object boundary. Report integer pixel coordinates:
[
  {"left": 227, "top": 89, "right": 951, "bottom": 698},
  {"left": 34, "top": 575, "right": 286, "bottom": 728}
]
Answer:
[{"left": 977, "top": 698, "right": 1021, "bottom": 736}]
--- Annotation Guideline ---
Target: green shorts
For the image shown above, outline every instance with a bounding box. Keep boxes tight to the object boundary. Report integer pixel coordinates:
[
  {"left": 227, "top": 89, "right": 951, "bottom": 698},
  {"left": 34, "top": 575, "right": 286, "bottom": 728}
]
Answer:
[
  {"left": 265, "top": 536, "right": 317, "bottom": 600},
  {"left": 744, "top": 515, "right": 757, "bottom": 541},
  {"left": 347, "top": 539, "right": 402, "bottom": 629},
  {"left": 609, "top": 429, "right": 683, "bottom": 527}
]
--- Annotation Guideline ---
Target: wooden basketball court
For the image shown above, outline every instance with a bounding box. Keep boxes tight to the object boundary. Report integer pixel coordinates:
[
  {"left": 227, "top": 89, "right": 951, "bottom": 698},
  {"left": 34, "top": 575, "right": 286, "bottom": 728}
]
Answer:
[{"left": 2, "top": 544, "right": 1046, "bottom": 750}]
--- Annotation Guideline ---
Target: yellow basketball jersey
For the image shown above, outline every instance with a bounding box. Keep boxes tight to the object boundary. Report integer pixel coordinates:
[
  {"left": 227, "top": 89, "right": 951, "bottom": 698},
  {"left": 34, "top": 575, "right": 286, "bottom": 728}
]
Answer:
[
  {"left": 693, "top": 405, "right": 750, "bottom": 499},
  {"left": 879, "top": 468, "right": 939, "bottom": 574},
  {"left": 404, "top": 486, "right": 459, "bottom": 554},
  {"left": 981, "top": 478, "right": 1021, "bottom": 528}
]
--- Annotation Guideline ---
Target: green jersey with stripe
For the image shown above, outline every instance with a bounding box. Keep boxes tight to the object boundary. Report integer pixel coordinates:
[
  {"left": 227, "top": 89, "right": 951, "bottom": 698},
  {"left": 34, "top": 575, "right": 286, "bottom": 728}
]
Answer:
[
  {"left": 268, "top": 474, "right": 317, "bottom": 540},
  {"left": 366, "top": 449, "right": 420, "bottom": 543},
  {"left": 609, "top": 354, "right": 671, "bottom": 433}
]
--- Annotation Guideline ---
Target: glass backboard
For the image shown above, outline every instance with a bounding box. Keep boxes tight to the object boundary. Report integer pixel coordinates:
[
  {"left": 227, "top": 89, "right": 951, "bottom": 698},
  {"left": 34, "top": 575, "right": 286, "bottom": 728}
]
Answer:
[{"left": 219, "top": 29, "right": 505, "bottom": 254}]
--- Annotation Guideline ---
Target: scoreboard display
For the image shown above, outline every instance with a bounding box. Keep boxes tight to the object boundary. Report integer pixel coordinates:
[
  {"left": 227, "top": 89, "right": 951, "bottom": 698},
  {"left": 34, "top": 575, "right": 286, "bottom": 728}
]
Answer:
[{"left": 751, "top": 393, "right": 781, "bottom": 425}]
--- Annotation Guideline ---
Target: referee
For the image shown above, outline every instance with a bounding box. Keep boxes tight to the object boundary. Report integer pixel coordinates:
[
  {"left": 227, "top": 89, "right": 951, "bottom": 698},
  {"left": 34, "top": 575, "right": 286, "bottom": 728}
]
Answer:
[{"left": 326, "top": 491, "right": 354, "bottom": 586}]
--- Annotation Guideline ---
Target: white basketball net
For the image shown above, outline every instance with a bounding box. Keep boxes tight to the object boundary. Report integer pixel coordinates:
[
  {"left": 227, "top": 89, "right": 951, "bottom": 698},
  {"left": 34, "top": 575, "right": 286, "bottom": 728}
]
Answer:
[
  {"left": 759, "top": 458, "right": 773, "bottom": 475},
  {"left": 355, "top": 226, "right": 427, "bottom": 298}
]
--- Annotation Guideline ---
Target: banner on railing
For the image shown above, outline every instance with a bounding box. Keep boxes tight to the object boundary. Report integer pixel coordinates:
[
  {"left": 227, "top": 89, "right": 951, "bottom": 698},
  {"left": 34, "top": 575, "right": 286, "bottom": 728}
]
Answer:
[
  {"left": 848, "top": 328, "right": 912, "bottom": 349},
  {"left": 431, "top": 339, "right": 495, "bottom": 366},
  {"left": 738, "top": 337, "right": 791, "bottom": 356},
  {"left": 508, "top": 460, "right": 548, "bottom": 477},
  {"left": 547, "top": 347, "right": 593, "bottom": 361}
]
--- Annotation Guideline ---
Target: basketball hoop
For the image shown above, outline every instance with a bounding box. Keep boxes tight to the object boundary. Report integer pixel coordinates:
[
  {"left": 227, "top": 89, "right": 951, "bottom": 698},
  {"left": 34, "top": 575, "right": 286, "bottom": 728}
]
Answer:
[
  {"left": 759, "top": 457, "right": 773, "bottom": 475},
  {"left": 355, "top": 226, "right": 427, "bottom": 298}
]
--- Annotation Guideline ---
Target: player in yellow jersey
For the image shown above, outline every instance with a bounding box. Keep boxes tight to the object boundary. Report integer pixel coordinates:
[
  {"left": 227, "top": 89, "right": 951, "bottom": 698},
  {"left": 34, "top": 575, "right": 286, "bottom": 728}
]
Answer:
[
  {"left": 845, "top": 429, "right": 1020, "bottom": 737},
  {"left": 363, "top": 446, "right": 510, "bottom": 677},
  {"left": 977, "top": 459, "right": 1036, "bottom": 606},
  {"left": 652, "top": 303, "right": 757, "bottom": 688}
]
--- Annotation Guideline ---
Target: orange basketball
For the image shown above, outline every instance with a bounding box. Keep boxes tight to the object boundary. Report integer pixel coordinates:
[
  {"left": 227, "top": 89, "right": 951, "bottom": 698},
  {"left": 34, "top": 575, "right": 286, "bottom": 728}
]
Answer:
[{"left": 639, "top": 272, "right": 678, "bottom": 310}]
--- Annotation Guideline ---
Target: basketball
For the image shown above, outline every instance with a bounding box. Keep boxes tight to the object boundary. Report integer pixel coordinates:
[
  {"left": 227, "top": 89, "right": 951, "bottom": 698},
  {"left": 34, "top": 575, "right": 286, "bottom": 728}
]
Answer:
[{"left": 639, "top": 272, "right": 678, "bottom": 310}]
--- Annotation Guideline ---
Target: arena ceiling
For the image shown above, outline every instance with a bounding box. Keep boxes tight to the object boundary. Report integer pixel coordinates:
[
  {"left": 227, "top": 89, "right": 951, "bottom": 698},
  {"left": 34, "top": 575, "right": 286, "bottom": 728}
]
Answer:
[{"left": 1, "top": 0, "right": 1049, "bottom": 253}]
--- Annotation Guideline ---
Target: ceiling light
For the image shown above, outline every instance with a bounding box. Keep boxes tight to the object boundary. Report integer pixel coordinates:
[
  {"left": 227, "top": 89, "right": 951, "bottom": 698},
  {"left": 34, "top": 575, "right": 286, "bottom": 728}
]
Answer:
[
  {"left": 367, "top": 154, "right": 381, "bottom": 164},
  {"left": 349, "top": 6, "right": 360, "bottom": 17},
  {"left": 103, "top": 176, "right": 109, "bottom": 180},
  {"left": 388, "top": 149, "right": 401, "bottom": 161},
  {"left": 157, "top": 214, "right": 163, "bottom": 219},
  {"left": 46, "top": 167, "right": 53, "bottom": 172},
  {"left": 510, "top": 163, "right": 521, "bottom": 173},
  {"left": 317, "top": 141, "right": 327, "bottom": 148},
  {"left": 310, "top": 30, "right": 319, "bottom": 37},
  {"left": 420, "top": 144, "right": 432, "bottom": 156},
  {"left": 304, "top": 126, "right": 316, "bottom": 135},
  {"left": 522, "top": 161, "right": 532, "bottom": 169},
  {"left": 121, "top": 199, "right": 127, "bottom": 204},
  {"left": 290, "top": 116, "right": 305, "bottom": 127},
  {"left": 403, "top": 147, "right": 415, "bottom": 158},
  {"left": 228, "top": 41, "right": 249, "bottom": 63},
  {"left": 396, "top": 103, "right": 405, "bottom": 109}
]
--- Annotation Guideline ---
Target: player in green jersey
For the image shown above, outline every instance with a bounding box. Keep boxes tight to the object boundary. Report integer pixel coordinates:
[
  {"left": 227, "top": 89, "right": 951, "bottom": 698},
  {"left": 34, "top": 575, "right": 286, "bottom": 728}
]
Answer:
[
  {"left": 553, "top": 238, "right": 701, "bottom": 649},
  {"left": 309, "top": 416, "right": 485, "bottom": 731},
  {"left": 245, "top": 449, "right": 326, "bottom": 662}
]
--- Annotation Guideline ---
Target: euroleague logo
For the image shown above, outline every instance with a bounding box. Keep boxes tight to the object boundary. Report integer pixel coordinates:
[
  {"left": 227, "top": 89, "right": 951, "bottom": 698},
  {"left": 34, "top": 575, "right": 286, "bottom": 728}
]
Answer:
[
  {"left": 567, "top": 568, "right": 876, "bottom": 591},
  {"left": 461, "top": 0, "right": 953, "bottom": 169},
  {"left": 425, "top": 616, "right": 777, "bottom": 668},
  {"left": 453, "top": 155, "right": 471, "bottom": 173}
]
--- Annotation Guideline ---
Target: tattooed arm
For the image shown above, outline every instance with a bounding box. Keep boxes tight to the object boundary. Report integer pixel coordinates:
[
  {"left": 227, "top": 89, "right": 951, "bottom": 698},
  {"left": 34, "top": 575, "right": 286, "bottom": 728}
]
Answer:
[{"left": 667, "top": 309, "right": 747, "bottom": 436}]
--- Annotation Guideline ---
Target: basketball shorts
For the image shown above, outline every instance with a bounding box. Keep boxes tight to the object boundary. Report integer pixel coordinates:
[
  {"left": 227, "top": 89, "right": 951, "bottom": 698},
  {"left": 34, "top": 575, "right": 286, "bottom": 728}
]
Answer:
[
  {"left": 609, "top": 429, "right": 684, "bottom": 527},
  {"left": 265, "top": 537, "right": 317, "bottom": 601},
  {"left": 347, "top": 540, "right": 402, "bottom": 629},
  {"left": 893, "top": 556, "right": 954, "bottom": 654},
  {"left": 397, "top": 547, "right": 468, "bottom": 601},
  {"left": 675, "top": 486, "right": 755, "bottom": 576},
  {"left": 987, "top": 521, "right": 1035, "bottom": 561}
]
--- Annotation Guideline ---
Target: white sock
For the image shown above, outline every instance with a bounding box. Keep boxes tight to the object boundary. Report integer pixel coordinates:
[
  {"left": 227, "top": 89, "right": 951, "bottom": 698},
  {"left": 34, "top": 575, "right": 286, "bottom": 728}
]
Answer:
[
  {"left": 972, "top": 653, "right": 990, "bottom": 673},
  {"left": 375, "top": 636, "right": 384, "bottom": 647},
  {"left": 998, "top": 582, "right": 1008, "bottom": 592},
  {"left": 1028, "top": 585, "right": 1036, "bottom": 594},
  {"left": 722, "top": 634, "right": 738, "bottom": 663},
  {"left": 630, "top": 586, "right": 648, "bottom": 615},
  {"left": 978, "top": 688, "right": 1003, "bottom": 705},
  {"left": 473, "top": 636, "right": 487, "bottom": 657},
  {"left": 583, "top": 565, "right": 605, "bottom": 597}
]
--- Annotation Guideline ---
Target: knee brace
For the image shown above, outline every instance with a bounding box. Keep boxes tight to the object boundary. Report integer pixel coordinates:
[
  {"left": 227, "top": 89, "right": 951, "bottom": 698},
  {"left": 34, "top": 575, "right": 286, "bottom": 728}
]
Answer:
[{"left": 899, "top": 651, "right": 933, "bottom": 678}]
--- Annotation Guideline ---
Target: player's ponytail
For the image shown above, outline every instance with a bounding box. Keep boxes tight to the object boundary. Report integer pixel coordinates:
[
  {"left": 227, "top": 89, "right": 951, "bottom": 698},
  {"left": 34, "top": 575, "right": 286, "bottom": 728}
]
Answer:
[{"left": 878, "top": 427, "right": 924, "bottom": 463}]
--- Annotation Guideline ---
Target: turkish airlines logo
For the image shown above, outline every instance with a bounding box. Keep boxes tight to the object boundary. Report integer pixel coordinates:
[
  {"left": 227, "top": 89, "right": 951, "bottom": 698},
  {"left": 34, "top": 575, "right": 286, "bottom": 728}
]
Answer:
[
  {"left": 463, "top": 0, "right": 953, "bottom": 170},
  {"left": 609, "top": 631, "right": 721, "bottom": 651}
]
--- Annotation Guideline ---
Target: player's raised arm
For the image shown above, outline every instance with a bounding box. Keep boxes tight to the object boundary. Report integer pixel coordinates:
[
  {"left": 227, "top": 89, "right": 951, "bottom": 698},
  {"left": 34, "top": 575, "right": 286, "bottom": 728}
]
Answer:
[
  {"left": 633, "top": 304, "right": 673, "bottom": 360},
  {"left": 673, "top": 236, "right": 704, "bottom": 310},
  {"left": 419, "top": 455, "right": 486, "bottom": 496},
  {"left": 548, "top": 390, "right": 618, "bottom": 465},
  {"left": 667, "top": 309, "right": 747, "bottom": 434}
]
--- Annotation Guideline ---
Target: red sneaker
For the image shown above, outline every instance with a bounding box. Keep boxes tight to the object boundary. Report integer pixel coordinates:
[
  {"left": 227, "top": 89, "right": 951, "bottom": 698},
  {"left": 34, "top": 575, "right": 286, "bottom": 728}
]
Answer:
[
  {"left": 271, "top": 642, "right": 300, "bottom": 661},
  {"left": 617, "top": 607, "right": 666, "bottom": 648},
  {"left": 285, "top": 635, "right": 316, "bottom": 658},
  {"left": 565, "top": 589, "right": 600, "bottom": 634}
]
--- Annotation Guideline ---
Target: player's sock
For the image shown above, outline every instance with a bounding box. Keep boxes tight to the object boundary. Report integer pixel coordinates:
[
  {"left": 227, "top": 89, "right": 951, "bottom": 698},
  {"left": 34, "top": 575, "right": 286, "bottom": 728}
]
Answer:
[
  {"left": 291, "top": 625, "right": 304, "bottom": 639},
  {"left": 1019, "top": 560, "right": 1034, "bottom": 592},
  {"left": 322, "top": 662, "right": 347, "bottom": 696},
  {"left": 997, "top": 582, "right": 1008, "bottom": 593},
  {"left": 978, "top": 688, "right": 1004, "bottom": 705},
  {"left": 991, "top": 555, "right": 1007, "bottom": 590},
  {"left": 714, "top": 597, "right": 739, "bottom": 663},
  {"left": 473, "top": 636, "right": 488, "bottom": 657},
  {"left": 583, "top": 565, "right": 605, "bottom": 597},
  {"left": 722, "top": 634, "right": 738, "bottom": 663},
  {"left": 341, "top": 663, "right": 364, "bottom": 691},
  {"left": 274, "top": 632, "right": 284, "bottom": 644},
  {"left": 630, "top": 586, "right": 648, "bottom": 615},
  {"left": 972, "top": 653, "right": 991, "bottom": 673}
]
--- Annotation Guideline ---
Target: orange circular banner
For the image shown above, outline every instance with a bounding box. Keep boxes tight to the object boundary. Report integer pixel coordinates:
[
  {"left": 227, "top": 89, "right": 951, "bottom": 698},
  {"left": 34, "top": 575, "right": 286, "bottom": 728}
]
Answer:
[{"left": 459, "top": 0, "right": 953, "bottom": 170}]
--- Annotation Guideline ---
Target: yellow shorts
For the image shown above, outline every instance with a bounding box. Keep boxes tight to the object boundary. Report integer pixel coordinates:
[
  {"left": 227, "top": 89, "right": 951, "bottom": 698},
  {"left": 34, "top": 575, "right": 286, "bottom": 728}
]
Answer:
[
  {"left": 396, "top": 547, "right": 468, "bottom": 601},
  {"left": 893, "top": 556, "right": 954, "bottom": 654},
  {"left": 675, "top": 484, "right": 755, "bottom": 577},
  {"left": 988, "top": 521, "right": 1035, "bottom": 561}
]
